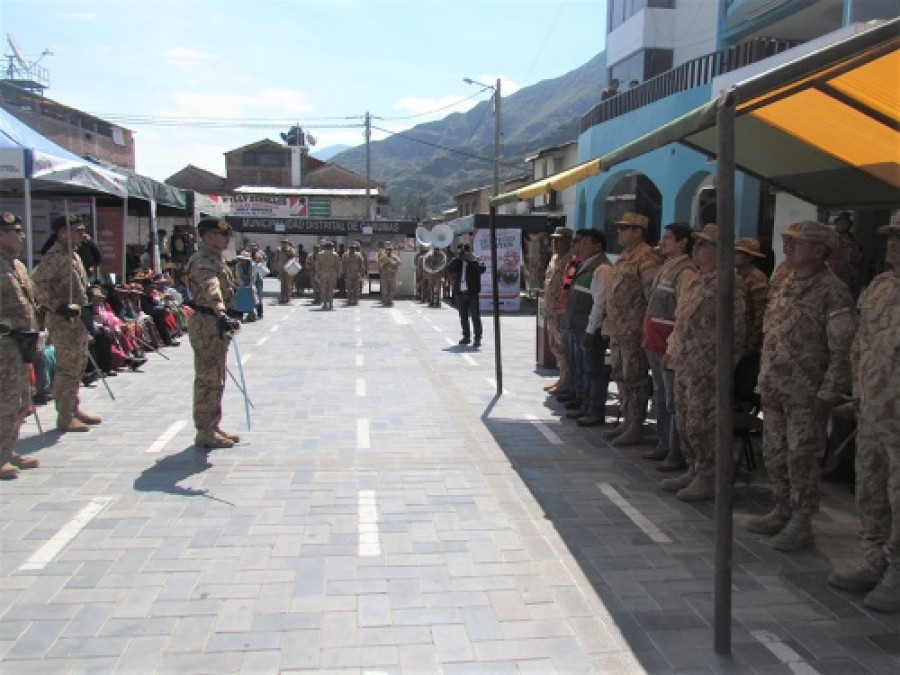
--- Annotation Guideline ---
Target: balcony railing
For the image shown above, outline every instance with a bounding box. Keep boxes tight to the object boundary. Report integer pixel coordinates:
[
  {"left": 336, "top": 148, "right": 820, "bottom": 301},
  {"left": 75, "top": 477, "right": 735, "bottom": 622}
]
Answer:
[{"left": 581, "top": 37, "right": 803, "bottom": 132}]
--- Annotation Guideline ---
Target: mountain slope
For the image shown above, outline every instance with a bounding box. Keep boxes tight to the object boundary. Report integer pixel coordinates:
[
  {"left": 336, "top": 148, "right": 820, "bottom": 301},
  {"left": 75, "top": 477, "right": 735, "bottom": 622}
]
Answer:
[{"left": 331, "top": 51, "right": 606, "bottom": 219}]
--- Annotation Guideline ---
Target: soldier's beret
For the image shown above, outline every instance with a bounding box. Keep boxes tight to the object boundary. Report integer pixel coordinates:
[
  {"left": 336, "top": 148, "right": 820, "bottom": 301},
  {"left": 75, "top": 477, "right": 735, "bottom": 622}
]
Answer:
[
  {"left": 51, "top": 213, "right": 86, "bottom": 233},
  {"left": 197, "top": 218, "right": 232, "bottom": 235},
  {"left": 0, "top": 212, "right": 22, "bottom": 231}
]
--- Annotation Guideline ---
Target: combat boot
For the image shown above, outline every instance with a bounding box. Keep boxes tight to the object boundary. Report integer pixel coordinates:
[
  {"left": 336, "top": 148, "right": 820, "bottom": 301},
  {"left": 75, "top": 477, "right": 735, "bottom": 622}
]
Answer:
[
  {"left": 611, "top": 421, "right": 643, "bottom": 447},
  {"left": 863, "top": 567, "right": 900, "bottom": 613},
  {"left": 58, "top": 418, "right": 90, "bottom": 433},
  {"left": 770, "top": 512, "right": 813, "bottom": 551},
  {"left": 544, "top": 380, "right": 561, "bottom": 392},
  {"left": 676, "top": 473, "right": 715, "bottom": 502},
  {"left": 11, "top": 453, "right": 39, "bottom": 470},
  {"left": 216, "top": 428, "right": 241, "bottom": 443},
  {"left": 746, "top": 503, "right": 791, "bottom": 535},
  {"left": 602, "top": 423, "right": 625, "bottom": 440},
  {"left": 661, "top": 470, "right": 693, "bottom": 492},
  {"left": 75, "top": 410, "right": 102, "bottom": 425},
  {"left": 194, "top": 432, "right": 233, "bottom": 450},
  {"left": 828, "top": 557, "right": 887, "bottom": 592},
  {"left": 0, "top": 462, "right": 18, "bottom": 479},
  {"left": 641, "top": 446, "right": 668, "bottom": 461}
]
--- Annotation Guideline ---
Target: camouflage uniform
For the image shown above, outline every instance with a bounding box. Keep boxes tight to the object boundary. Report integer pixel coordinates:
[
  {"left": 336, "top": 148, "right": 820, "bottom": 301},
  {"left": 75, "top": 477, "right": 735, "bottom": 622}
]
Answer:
[
  {"left": 309, "top": 247, "right": 321, "bottom": 303},
  {"left": 31, "top": 241, "right": 90, "bottom": 428},
  {"left": 602, "top": 240, "right": 661, "bottom": 441},
  {"left": 316, "top": 244, "right": 341, "bottom": 309},
  {"left": 758, "top": 268, "right": 855, "bottom": 515},
  {"left": 851, "top": 267, "right": 900, "bottom": 572},
  {"left": 543, "top": 247, "right": 573, "bottom": 390},
  {"left": 735, "top": 259, "right": 770, "bottom": 405},
  {"left": 0, "top": 230, "right": 39, "bottom": 476},
  {"left": 342, "top": 246, "right": 367, "bottom": 305},
  {"left": 379, "top": 247, "right": 401, "bottom": 304},
  {"left": 273, "top": 242, "right": 296, "bottom": 304},
  {"left": 185, "top": 241, "right": 236, "bottom": 441}
]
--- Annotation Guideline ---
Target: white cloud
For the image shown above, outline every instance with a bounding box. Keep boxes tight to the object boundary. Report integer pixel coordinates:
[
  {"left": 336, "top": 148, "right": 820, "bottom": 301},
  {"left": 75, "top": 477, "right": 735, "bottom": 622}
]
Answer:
[{"left": 164, "top": 47, "right": 217, "bottom": 68}]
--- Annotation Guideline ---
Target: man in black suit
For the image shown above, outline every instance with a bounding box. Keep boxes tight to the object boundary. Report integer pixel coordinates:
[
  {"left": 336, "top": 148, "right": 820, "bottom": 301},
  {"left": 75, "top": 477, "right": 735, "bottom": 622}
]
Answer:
[{"left": 447, "top": 244, "right": 487, "bottom": 347}]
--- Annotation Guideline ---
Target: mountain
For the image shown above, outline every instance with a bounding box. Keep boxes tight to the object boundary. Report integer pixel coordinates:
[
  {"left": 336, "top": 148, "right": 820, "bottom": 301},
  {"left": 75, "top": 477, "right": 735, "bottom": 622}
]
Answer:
[
  {"left": 330, "top": 50, "right": 607, "bottom": 219},
  {"left": 312, "top": 144, "right": 351, "bottom": 161}
]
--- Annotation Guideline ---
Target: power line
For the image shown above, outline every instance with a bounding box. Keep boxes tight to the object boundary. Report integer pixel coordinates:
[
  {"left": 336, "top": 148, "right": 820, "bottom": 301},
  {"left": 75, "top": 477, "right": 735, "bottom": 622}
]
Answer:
[
  {"left": 370, "top": 124, "right": 522, "bottom": 172},
  {"left": 374, "top": 89, "right": 487, "bottom": 121}
]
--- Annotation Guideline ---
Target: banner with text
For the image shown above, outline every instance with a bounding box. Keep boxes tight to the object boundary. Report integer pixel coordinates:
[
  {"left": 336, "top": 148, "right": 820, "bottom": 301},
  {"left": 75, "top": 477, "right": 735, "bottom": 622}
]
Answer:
[{"left": 473, "top": 228, "right": 521, "bottom": 312}]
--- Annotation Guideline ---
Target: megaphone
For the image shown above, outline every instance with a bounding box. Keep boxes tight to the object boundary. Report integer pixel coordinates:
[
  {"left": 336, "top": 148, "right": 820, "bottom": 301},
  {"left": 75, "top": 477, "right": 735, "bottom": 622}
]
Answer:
[
  {"left": 431, "top": 223, "right": 454, "bottom": 249},
  {"left": 415, "top": 226, "right": 433, "bottom": 247}
]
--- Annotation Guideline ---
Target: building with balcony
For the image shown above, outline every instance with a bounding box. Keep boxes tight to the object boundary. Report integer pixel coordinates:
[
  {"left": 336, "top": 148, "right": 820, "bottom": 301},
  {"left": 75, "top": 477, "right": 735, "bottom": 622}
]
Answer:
[{"left": 577, "top": 0, "right": 898, "bottom": 258}]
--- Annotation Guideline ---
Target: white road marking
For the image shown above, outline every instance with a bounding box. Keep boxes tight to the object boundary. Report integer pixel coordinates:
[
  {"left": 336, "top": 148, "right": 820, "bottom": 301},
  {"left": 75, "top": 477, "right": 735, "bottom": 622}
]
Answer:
[
  {"left": 270, "top": 324, "right": 280, "bottom": 333},
  {"left": 751, "top": 631, "right": 820, "bottom": 674},
  {"left": 356, "top": 418, "right": 370, "bottom": 449},
  {"left": 241, "top": 353, "right": 252, "bottom": 366},
  {"left": 389, "top": 309, "right": 410, "bottom": 325},
  {"left": 356, "top": 338, "right": 363, "bottom": 348},
  {"left": 356, "top": 378, "right": 366, "bottom": 397},
  {"left": 358, "top": 490, "right": 381, "bottom": 557},
  {"left": 462, "top": 354, "right": 477, "bottom": 366},
  {"left": 526, "top": 414, "right": 564, "bottom": 446},
  {"left": 145, "top": 420, "right": 187, "bottom": 454},
  {"left": 486, "top": 378, "right": 511, "bottom": 395},
  {"left": 445, "top": 337, "right": 455, "bottom": 346},
  {"left": 281, "top": 316, "right": 289, "bottom": 322},
  {"left": 20, "top": 496, "right": 115, "bottom": 571},
  {"left": 356, "top": 354, "right": 364, "bottom": 367},
  {"left": 432, "top": 325, "right": 441, "bottom": 332},
  {"left": 355, "top": 325, "right": 361, "bottom": 332},
  {"left": 597, "top": 483, "right": 672, "bottom": 544},
  {"left": 255, "top": 336, "right": 269, "bottom": 347}
]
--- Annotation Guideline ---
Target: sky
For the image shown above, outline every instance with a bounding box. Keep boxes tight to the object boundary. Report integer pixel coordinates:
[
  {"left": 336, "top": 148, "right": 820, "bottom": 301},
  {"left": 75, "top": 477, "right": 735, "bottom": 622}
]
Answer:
[{"left": 2, "top": 0, "right": 607, "bottom": 183}]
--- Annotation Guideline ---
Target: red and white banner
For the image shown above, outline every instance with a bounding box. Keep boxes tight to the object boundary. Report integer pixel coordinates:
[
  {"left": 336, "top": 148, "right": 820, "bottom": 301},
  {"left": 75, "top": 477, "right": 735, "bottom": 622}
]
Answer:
[
  {"left": 201, "top": 194, "right": 308, "bottom": 218},
  {"left": 473, "top": 227, "right": 521, "bottom": 312}
]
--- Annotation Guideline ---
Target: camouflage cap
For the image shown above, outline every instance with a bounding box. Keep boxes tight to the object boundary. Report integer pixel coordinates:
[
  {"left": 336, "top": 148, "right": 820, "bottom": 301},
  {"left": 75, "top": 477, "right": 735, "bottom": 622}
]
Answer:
[
  {"left": 782, "top": 220, "right": 837, "bottom": 248},
  {"left": 877, "top": 212, "right": 900, "bottom": 235},
  {"left": 0, "top": 212, "right": 22, "bottom": 231},
  {"left": 735, "top": 237, "right": 765, "bottom": 258},
  {"left": 693, "top": 223, "right": 718, "bottom": 244},
  {"left": 615, "top": 212, "right": 649, "bottom": 229}
]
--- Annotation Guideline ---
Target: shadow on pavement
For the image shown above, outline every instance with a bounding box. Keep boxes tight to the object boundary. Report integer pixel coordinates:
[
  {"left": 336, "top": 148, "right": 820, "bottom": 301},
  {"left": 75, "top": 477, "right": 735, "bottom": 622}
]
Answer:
[{"left": 133, "top": 446, "right": 215, "bottom": 499}]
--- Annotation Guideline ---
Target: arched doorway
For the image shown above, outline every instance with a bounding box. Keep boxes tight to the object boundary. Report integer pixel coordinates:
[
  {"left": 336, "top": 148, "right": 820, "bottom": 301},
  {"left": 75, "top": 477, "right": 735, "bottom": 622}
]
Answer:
[{"left": 594, "top": 171, "right": 663, "bottom": 253}]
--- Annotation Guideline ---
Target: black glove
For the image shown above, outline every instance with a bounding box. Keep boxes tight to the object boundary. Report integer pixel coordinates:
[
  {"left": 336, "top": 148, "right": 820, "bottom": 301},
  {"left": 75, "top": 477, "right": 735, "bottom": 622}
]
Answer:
[
  {"left": 56, "top": 303, "right": 81, "bottom": 320},
  {"left": 217, "top": 314, "right": 241, "bottom": 338}
]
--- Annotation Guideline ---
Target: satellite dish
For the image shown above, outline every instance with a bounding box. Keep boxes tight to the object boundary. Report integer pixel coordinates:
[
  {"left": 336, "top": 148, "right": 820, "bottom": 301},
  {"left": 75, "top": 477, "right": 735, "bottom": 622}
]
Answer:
[{"left": 7, "top": 34, "right": 27, "bottom": 67}]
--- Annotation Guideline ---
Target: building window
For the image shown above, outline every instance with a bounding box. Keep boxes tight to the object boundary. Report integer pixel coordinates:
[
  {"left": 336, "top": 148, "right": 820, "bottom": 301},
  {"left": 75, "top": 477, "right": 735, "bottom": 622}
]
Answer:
[
  {"left": 610, "top": 48, "right": 674, "bottom": 85},
  {"left": 609, "top": 0, "right": 675, "bottom": 30},
  {"left": 553, "top": 157, "right": 564, "bottom": 174}
]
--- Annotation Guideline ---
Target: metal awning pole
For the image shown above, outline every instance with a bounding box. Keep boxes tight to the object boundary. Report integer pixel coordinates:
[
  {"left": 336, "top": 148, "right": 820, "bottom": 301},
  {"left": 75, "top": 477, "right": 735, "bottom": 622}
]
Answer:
[
  {"left": 489, "top": 205, "right": 502, "bottom": 395},
  {"left": 714, "top": 91, "right": 736, "bottom": 656},
  {"left": 23, "top": 177, "right": 33, "bottom": 271}
]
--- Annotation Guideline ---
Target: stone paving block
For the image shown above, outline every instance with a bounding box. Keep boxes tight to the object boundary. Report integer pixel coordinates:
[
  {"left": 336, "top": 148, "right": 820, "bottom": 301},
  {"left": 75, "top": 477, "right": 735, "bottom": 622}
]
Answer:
[
  {"left": 44, "top": 635, "right": 130, "bottom": 659},
  {"left": 206, "top": 629, "right": 281, "bottom": 652},
  {"left": 3, "top": 619, "right": 68, "bottom": 660},
  {"left": 320, "top": 644, "right": 400, "bottom": 669},
  {"left": 431, "top": 623, "right": 474, "bottom": 663},
  {"left": 58, "top": 602, "right": 117, "bottom": 639}
]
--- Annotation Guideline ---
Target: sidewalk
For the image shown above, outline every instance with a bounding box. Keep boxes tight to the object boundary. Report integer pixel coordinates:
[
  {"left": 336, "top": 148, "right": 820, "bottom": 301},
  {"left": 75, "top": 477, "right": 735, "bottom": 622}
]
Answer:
[{"left": 0, "top": 280, "right": 896, "bottom": 674}]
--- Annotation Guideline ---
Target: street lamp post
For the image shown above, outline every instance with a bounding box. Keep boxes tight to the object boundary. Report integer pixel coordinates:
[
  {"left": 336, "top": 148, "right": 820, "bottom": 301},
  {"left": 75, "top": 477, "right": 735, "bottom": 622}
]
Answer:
[{"left": 463, "top": 77, "right": 503, "bottom": 395}]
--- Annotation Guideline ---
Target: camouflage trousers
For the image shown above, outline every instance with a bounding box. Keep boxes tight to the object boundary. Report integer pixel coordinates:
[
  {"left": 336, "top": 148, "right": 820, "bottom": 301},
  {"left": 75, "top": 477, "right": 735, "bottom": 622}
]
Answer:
[
  {"left": 381, "top": 272, "right": 397, "bottom": 301},
  {"left": 761, "top": 389, "right": 825, "bottom": 514},
  {"left": 47, "top": 314, "right": 89, "bottom": 425},
  {"left": 674, "top": 364, "right": 716, "bottom": 477},
  {"left": 0, "top": 342, "right": 30, "bottom": 463},
  {"left": 188, "top": 314, "right": 229, "bottom": 434},
  {"left": 278, "top": 273, "right": 292, "bottom": 303},
  {"left": 855, "top": 404, "right": 900, "bottom": 568},
  {"left": 320, "top": 276, "right": 337, "bottom": 304},
  {"left": 546, "top": 313, "right": 569, "bottom": 388},
  {"left": 312, "top": 275, "right": 321, "bottom": 302},
  {"left": 609, "top": 334, "right": 650, "bottom": 424},
  {"left": 346, "top": 274, "right": 364, "bottom": 302}
]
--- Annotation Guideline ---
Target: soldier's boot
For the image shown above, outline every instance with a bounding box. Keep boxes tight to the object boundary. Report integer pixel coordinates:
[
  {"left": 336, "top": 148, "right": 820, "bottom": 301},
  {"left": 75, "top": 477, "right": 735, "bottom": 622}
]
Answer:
[
  {"left": 57, "top": 417, "right": 90, "bottom": 433},
  {"left": 194, "top": 431, "right": 233, "bottom": 450},
  {"left": 661, "top": 469, "right": 693, "bottom": 492},
  {"left": 863, "top": 567, "right": 900, "bottom": 613},
  {"left": 0, "top": 447, "right": 19, "bottom": 480},
  {"left": 216, "top": 428, "right": 241, "bottom": 443},
  {"left": 676, "top": 473, "right": 716, "bottom": 502},
  {"left": 746, "top": 502, "right": 791, "bottom": 535},
  {"left": 11, "top": 453, "right": 39, "bottom": 470},
  {"left": 74, "top": 410, "right": 102, "bottom": 425},
  {"left": 544, "top": 380, "right": 561, "bottom": 392},
  {"left": 828, "top": 554, "right": 887, "bottom": 592},
  {"left": 770, "top": 512, "right": 813, "bottom": 551},
  {"left": 611, "top": 419, "right": 643, "bottom": 447}
]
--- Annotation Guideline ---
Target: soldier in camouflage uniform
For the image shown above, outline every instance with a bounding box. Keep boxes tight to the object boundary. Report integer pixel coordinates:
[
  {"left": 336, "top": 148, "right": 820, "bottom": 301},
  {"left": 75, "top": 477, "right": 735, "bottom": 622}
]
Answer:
[
  {"left": 379, "top": 243, "right": 401, "bottom": 306},
  {"left": 542, "top": 227, "right": 573, "bottom": 395},
  {"left": 749, "top": 220, "right": 856, "bottom": 550},
  {"left": 32, "top": 214, "right": 102, "bottom": 433},
  {"left": 185, "top": 218, "right": 241, "bottom": 450},
  {"left": 661, "top": 224, "right": 746, "bottom": 501},
  {"left": 342, "top": 241, "right": 367, "bottom": 306},
  {"left": 734, "top": 237, "right": 769, "bottom": 408},
  {"left": 602, "top": 212, "right": 661, "bottom": 447},
  {"left": 0, "top": 213, "right": 41, "bottom": 478},
  {"left": 316, "top": 241, "right": 341, "bottom": 310},
  {"left": 273, "top": 238, "right": 296, "bottom": 304},
  {"left": 828, "top": 215, "right": 900, "bottom": 613},
  {"left": 309, "top": 244, "right": 321, "bottom": 304}
]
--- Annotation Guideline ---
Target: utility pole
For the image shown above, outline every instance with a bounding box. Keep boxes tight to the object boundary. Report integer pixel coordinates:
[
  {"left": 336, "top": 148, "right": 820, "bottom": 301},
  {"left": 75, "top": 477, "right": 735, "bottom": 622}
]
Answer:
[
  {"left": 493, "top": 78, "right": 501, "bottom": 197},
  {"left": 365, "top": 112, "right": 373, "bottom": 220}
]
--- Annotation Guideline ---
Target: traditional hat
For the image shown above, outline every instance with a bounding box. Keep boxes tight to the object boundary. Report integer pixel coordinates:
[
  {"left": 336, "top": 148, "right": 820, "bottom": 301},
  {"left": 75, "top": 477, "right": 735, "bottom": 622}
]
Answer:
[
  {"left": 51, "top": 213, "right": 86, "bottom": 233},
  {"left": 0, "top": 212, "right": 22, "bottom": 231},
  {"left": 550, "top": 226, "right": 573, "bottom": 239},
  {"left": 614, "top": 212, "right": 649, "bottom": 229},
  {"left": 693, "top": 223, "right": 718, "bottom": 244},
  {"left": 735, "top": 237, "right": 765, "bottom": 258},
  {"left": 197, "top": 218, "right": 232, "bottom": 235},
  {"left": 782, "top": 220, "right": 837, "bottom": 249}
]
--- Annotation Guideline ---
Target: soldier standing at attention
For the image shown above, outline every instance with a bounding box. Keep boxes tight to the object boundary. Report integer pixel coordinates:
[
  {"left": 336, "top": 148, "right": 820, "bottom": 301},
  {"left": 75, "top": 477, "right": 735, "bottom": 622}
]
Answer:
[
  {"left": 309, "top": 244, "right": 321, "bottom": 304},
  {"left": 379, "top": 243, "right": 401, "bottom": 306},
  {"left": 186, "top": 218, "right": 241, "bottom": 450},
  {"left": 273, "top": 237, "right": 296, "bottom": 305},
  {"left": 542, "top": 227, "right": 573, "bottom": 396},
  {"left": 749, "top": 220, "right": 856, "bottom": 550},
  {"left": 342, "top": 241, "right": 367, "bottom": 306},
  {"left": 661, "top": 224, "right": 746, "bottom": 501},
  {"left": 602, "top": 212, "right": 661, "bottom": 447},
  {"left": 316, "top": 241, "right": 341, "bottom": 310},
  {"left": 734, "top": 237, "right": 770, "bottom": 409},
  {"left": 32, "top": 214, "right": 101, "bottom": 433},
  {"left": 828, "top": 214, "right": 900, "bottom": 612},
  {"left": 0, "top": 213, "right": 41, "bottom": 478}
]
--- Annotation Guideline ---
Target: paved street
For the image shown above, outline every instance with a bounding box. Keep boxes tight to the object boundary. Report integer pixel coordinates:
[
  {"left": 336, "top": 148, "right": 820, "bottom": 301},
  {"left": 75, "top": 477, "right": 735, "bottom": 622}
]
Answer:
[{"left": 1, "top": 280, "right": 897, "bottom": 674}]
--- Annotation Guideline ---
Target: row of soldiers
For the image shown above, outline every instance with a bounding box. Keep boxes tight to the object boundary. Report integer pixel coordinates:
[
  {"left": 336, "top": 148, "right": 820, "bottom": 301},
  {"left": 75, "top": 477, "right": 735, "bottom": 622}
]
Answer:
[
  {"left": 542, "top": 213, "right": 899, "bottom": 613},
  {"left": 272, "top": 238, "right": 401, "bottom": 308}
]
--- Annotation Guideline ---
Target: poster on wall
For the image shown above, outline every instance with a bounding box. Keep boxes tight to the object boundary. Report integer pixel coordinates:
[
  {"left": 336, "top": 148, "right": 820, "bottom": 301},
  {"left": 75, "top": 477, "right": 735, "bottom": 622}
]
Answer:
[
  {"left": 96, "top": 205, "right": 124, "bottom": 280},
  {"left": 472, "top": 227, "right": 521, "bottom": 312}
]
